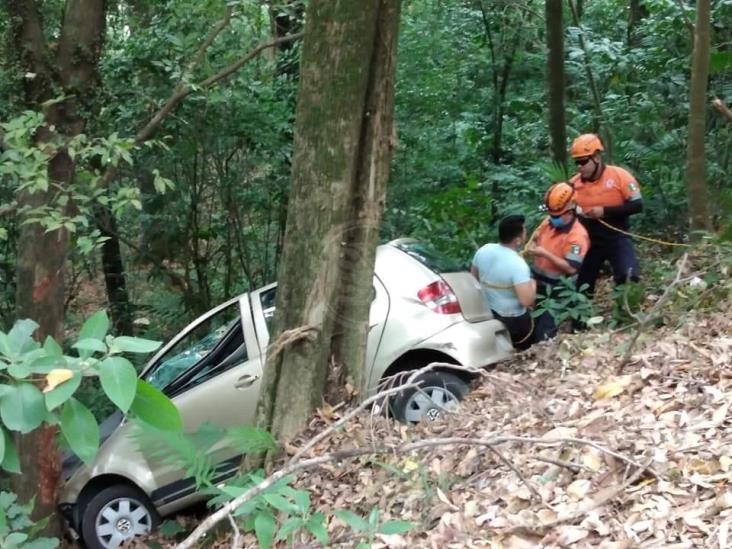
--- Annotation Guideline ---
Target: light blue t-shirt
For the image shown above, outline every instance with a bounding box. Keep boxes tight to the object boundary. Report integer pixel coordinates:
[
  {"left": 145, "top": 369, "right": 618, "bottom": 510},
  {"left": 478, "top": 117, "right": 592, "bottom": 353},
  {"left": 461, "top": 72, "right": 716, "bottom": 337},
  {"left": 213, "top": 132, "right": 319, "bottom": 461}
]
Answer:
[{"left": 472, "top": 243, "right": 531, "bottom": 317}]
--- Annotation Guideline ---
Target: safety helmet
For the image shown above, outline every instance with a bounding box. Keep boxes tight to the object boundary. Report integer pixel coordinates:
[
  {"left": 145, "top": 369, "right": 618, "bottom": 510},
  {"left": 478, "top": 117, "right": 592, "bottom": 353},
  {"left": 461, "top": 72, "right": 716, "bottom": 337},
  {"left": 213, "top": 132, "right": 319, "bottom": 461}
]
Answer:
[
  {"left": 570, "top": 133, "right": 604, "bottom": 158},
  {"left": 544, "top": 182, "right": 576, "bottom": 215}
]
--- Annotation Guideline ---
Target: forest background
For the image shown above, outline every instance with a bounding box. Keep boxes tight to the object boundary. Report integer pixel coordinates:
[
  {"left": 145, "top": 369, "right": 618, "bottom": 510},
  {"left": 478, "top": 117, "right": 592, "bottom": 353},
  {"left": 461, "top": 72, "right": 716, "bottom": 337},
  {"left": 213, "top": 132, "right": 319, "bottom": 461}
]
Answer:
[{"left": 0, "top": 0, "right": 731, "bottom": 545}]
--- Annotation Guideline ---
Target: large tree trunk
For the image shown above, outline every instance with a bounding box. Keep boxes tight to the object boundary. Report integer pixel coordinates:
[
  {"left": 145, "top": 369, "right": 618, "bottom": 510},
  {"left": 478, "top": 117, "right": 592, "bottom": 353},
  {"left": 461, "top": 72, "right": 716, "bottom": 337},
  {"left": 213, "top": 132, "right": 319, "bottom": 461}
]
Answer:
[
  {"left": 686, "top": 0, "right": 712, "bottom": 233},
  {"left": 255, "top": 0, "right": 400, "bottom": 444},
  {"left": 4, "top": 0, "right": 106, "bottom": 528},
  {"left": 546, "top": 0, "right": 567, "bottom": 169}
]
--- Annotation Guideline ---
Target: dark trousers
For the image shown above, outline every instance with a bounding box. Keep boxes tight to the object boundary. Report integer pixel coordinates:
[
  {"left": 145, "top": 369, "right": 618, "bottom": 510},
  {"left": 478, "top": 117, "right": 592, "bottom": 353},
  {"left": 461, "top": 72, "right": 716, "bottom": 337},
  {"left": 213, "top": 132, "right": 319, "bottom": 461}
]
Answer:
[
  {"left": 533, "top": 281, "right": 559, "bottom": 342},
  {"left": 576, "top": 236, "right": 640, "bottom": 295},
  {"left": 492, "top": 310, "right": 534, "bottom": 351}
]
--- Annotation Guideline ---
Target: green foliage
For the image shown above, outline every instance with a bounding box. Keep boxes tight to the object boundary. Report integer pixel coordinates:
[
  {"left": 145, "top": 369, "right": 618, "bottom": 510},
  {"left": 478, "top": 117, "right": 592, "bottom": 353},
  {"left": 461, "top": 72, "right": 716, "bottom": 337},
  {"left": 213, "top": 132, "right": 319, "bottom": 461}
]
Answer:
[
  {"left": 335, "top": 507, "right": 413, "bottom": 548},
  {"left": 533, "top": 278, "right": 596, "bottom": 326},
  {"left": 0, "top": 491, "right": 58, "bottom": 548}
]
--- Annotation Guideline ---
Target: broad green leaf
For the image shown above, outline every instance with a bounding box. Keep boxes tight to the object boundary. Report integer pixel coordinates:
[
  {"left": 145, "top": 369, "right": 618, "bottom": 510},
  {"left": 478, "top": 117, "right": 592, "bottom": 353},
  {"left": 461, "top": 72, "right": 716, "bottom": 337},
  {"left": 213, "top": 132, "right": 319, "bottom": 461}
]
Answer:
[
  {"left": 44, "top": 371, "right": 82, "bottom": 411},
  {"left": 1, "top": 430, "right": 20, "bottom": 473},
  {"left": 5, "top": 532, "right": 28, "bottom": 545},
  {"left": 73, "top": 338, "right": 108, "bottom": 354},
  {"left": 0, "top": 505, "right": 6, "bottom": 537},
  {"left": 335, "top": 510, "right": 369, "bottom": 532},
  {"left": 99, "top": 357, "right": 137, "bottom": 412},
  {"left": 130, "top": 380, "right": 182, "bottom": 431},
  {"left": 306, "top": 513, "right": 329, "bottom": 545},
  {"left": 7, "top": 319, "right": 39, "bottom": 354},
  {"left": 79, "top": 310, "right": 109, "bottom": 341},
  {"left": 7, "top": 363, "right": 30, "bottom": 379},
  {"left": 158, "top": 519, "right": 185, "bottom": 537},
  {"left": 0, "top": 384, "right": 46, "bottom": 433},
  {"left": 368, "top": 506, "right": 379, "bottom": 528},
  {"left": 111, "top": 336, "right": 161, "bottom": 354},
  {"left": 28, "top": 354, "right": 67, "bottom": 374},
  {"left": 42, "top": 336, "right": 63, "bottom": 357},
  {"left": 378, "top": 520, "right": 414, "bottom": 535},
  {"left": 60, "top": 398, "right": 99, "bottom": 465},
  {"left": 254, "top": 511, "right": 275, "bottom": 549},
  {"left": 0, "top": 385, "right": 13, "bottom": 399}
]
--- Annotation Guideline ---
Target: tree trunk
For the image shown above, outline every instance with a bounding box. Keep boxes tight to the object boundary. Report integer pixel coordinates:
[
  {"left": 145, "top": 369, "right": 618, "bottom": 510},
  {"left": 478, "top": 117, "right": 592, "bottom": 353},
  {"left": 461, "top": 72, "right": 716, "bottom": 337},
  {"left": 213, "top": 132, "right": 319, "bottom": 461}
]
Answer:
[
  {"left": 4, "top": 0, "right": 106, "bottom": 528},
  {"left": 627, "top": 0, "right": 647, "bottom": 48},
  {"left": 97, "top": 207, "right": 134, "bottom": 335},
  {"left": 546, "top": 0, "right": 567, "bottom": 169},
  {"left": 255, "top": 0, "right": 399, "bottom": 444},
  {"left": 686, "top": 0, "right": 711, "bottom": 233},
  {"left": 329, "top": 0, "right": 400, "bottom": 401},
  {"left": 269, "top": 1, "right": 305, "bottom": 78}
]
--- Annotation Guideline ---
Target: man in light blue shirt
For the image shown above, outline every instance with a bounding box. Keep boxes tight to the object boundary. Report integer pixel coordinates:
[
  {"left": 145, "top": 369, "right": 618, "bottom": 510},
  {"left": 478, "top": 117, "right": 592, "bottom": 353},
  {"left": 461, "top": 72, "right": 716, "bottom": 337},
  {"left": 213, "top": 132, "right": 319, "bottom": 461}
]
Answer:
[{"left": 470, "top": 215, "right": 537, "bottom": 349}]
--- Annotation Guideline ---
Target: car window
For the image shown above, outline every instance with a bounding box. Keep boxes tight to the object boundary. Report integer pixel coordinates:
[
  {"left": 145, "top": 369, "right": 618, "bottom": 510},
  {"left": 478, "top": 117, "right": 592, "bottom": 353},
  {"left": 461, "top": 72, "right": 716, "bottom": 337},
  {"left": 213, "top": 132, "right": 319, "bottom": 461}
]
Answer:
[
  {"left": 146, "top": 302, "right": 246, "bottom": 393},
  {"left": 392, "top": 241, "right": 465, "bottom": 273},
  {"left": 260, "top": 288, "right": 276, "bottom": 329}
]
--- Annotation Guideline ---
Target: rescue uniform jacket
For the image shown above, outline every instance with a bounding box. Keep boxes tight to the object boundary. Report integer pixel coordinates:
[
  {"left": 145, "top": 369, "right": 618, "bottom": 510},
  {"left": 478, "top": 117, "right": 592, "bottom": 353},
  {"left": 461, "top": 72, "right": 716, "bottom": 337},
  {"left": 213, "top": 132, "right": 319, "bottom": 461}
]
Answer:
[
  {"left": 570, "top": 165, "right": 642, "bottom": 242},
  {"left": 531, "top": 217, "right": 590, "bottom": 284}
]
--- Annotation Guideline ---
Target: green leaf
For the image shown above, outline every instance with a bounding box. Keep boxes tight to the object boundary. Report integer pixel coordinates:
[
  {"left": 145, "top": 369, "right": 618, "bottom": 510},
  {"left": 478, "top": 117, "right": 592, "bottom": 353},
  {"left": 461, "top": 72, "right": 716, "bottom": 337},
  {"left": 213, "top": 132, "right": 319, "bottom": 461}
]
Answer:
[
  {"left": 335, "top": 510, "right": 369, "bottom": 533},
  {"left": 79, "top": 311, "right": 109, "bottom": 341},
  {"left": 7, "top": 319, "right": 39, "bottom": 354},
  {"left": 254, "top": 511, "right": 275, "bottom": 549},
  {"left": 60, "top": 398, "right": 99, "bottom": 465},
  {"left": 306, "top": 512, "right": 329, "bottom": 545},
  {"left": 99, "top": 357, "right": 138, "bottom": 412},
  {"left": 5, "top": 532, "right": 28, "bottom": 545},
  {"left": 0, "top": 385, "right": 12, "bottom": 399},
  {"left": 0, "top": 384, "right": 46, "bottom": 433},
  {"left": 73, "top": 338, "right": 108, "bottom": 354},
  {"left": 0, "top": 427, "right": 6, "bottom": 466},
  {"left": 1, "top": 430, "right": 20, "bottom": 474},
  {"left": 378, "top": 520, "right": 414, "bottom": 535},
  {"left": 368, "top": 506, "right": 379, "bottom": 529},
  {"left": 130, "top": 380, "right": 182, "bottom": 431},
  {"left": 44, "top": 371, "right": 82, "bottom": 411},
  {"left": 7, "top": 363, "right": 30, "bottom": 379},
  {"left": 276, "top": 517, "right": 305, "bottom": 541},
  {"left": 42, "top": 336, "right": 63, "bottom": 357},
  {"left": 262, "top": 493, "right": 298, "bottom": 514},
  {"left": 227, "top": 426, "right": 277, "bottom": 454},
  {"left": 158, "top": 519, "right": 185, "bottom": 537},
  {"left": 111, "top": 336, "right": 162, "bottom": 354}
]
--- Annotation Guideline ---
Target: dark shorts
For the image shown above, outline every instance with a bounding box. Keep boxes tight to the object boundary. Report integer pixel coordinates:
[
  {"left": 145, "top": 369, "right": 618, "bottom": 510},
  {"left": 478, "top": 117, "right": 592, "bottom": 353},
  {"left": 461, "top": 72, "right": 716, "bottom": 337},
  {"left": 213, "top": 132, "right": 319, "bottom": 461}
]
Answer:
[{"left": 577, "top": 236, "right": 640, "bottom": 295}]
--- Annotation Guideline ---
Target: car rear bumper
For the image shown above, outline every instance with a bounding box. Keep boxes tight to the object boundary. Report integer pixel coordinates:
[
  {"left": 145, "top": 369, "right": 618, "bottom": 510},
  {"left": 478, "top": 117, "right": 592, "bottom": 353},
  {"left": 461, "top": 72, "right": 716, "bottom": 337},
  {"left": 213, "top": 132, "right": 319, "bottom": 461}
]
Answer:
[{"left": 417, "top": 317, "right": 513, "bottom": 368}]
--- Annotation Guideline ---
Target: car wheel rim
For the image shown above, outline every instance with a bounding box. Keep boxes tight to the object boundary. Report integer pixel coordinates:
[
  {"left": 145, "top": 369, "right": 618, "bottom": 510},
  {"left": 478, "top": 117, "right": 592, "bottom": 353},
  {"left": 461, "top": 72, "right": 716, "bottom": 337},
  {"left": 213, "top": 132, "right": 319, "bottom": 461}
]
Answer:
[
  {"left": 95, "top": 496, "right": 152, "bottom": 548},
  {"left": 403, "top": 386, "right": 459, "bottom": 423}
]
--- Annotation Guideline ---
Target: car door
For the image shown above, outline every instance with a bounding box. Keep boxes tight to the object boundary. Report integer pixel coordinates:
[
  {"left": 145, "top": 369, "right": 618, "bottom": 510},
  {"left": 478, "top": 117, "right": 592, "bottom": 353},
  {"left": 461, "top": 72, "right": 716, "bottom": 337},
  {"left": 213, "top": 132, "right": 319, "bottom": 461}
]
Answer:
[
  {"left": 140, "top": 295, "right": 263, "bottom": 501},
  {"left": 249, "top": 279, "right": 390, "bottom": 391}
]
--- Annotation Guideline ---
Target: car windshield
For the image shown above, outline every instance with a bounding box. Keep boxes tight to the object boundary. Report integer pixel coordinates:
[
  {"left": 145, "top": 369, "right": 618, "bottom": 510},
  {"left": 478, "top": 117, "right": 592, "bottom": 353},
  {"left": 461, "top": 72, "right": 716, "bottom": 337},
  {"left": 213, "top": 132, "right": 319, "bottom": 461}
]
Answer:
[{"left": 392, "top": 241, "right": 465, "bottom": 273}]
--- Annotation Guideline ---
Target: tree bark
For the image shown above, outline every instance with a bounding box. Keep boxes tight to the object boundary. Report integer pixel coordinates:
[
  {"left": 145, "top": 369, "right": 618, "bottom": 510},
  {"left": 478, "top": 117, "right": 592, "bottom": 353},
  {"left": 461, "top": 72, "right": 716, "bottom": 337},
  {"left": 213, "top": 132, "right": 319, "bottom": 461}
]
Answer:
[
  {"left": 4, "top": 0, "right": 106, "bottom": 528},
  {"left": 627, "top": 0, "right": 647, "bottom": 48},
  {"left": 546, "top": 0, "right": 567, "bottom": 169},
  {"left": 255, "top": 0, "right": 399, "bottom": 444},
  {"left": 329, "top": 0, "right": 400, "bottom": 400},
  {"left": 97, "top": 207, "right": 134, "bottom": 335},
  {"left": 686, "top": 0, "right": 711, "bottom": 233}
]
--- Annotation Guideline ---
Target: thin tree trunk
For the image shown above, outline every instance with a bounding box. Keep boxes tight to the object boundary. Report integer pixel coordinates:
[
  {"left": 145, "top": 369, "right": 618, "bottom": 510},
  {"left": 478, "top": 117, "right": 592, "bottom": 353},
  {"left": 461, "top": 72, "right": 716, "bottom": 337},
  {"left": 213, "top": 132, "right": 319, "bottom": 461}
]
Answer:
[
  {"left": 686, "top": 0, "right": 711, "bottom": 233},
  {"left": 567, "top": 0, "right": 611, "bottom": 159},
  {"left": 97, "top": 208, "right": 134, "bottom": 335},
  {"left": 255, "top": 0, "right": 399, "bottom": 444},
  {"left": 627, "top": 0, "right": 647, "bottom": 48},
  {"left": 546, "top": 0, "right": 567, "bottom": 169},
  {"left": 329, "top": 0, "right": 400, "bottom": 401}
]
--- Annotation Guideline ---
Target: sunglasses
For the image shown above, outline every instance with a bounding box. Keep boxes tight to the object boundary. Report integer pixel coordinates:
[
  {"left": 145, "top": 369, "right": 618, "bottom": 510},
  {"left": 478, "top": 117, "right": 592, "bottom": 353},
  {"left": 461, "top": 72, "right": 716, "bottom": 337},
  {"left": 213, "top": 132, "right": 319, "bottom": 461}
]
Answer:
[{"left": 575, "top": 157, "right": 593, "bottom": 166}]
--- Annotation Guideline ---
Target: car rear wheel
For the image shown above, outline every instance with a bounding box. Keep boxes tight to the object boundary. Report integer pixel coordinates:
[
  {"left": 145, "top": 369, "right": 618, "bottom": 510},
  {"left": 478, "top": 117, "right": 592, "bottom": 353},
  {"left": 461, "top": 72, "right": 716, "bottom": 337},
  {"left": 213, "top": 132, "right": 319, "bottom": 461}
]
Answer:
[
  {"left": 391, "top": 371, "right": 469, "bottom": 423},
  {"left": 80, "top": 484, "right": 159, "bottom": 549}
]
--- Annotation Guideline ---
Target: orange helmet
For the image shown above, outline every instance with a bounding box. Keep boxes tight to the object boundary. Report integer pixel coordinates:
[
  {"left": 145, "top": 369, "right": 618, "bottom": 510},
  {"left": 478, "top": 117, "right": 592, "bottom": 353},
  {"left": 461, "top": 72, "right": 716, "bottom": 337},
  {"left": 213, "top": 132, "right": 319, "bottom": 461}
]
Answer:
[
  {"left": 544, "top": 182, "right": 576, "bottom": 215},
  {"left": 570, "top": 133, "right": 604, "bottom": 158}
]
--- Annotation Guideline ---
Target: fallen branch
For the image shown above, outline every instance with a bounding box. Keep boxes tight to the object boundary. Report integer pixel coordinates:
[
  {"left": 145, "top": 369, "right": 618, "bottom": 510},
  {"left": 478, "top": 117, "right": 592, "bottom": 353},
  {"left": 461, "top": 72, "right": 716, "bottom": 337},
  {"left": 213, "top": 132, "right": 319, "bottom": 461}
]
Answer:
[
  {"left": 617, "top": 254, "right": 691, "bottom": 373},
  {"left": 175, "top": 434, "right": 658, "bottom": 548},
  {"left": 227, "top": 513, "right": 240, "bottom": 549},
  {"left": 712, "top": 97, "right": 732, "bottom": 123}
]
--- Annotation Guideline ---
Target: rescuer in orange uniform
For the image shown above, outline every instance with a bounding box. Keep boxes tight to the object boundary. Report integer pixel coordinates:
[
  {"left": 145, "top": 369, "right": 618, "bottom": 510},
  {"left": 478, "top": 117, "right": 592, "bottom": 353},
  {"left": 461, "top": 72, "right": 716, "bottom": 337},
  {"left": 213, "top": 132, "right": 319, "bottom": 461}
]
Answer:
[
  {"left": 569, "top": 134, "right": 643, "bottom": 295},
  {"left": 526, "top": 182, "right": 589, "bottom": 339}
]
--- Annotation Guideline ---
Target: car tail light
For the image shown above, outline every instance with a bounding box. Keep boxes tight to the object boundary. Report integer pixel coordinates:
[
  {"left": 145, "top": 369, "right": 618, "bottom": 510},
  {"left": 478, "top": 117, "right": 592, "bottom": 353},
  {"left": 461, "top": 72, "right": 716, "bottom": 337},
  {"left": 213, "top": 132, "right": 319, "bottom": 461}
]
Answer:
[{"left": 417, "top": 280, "right": 462, "bottom": 315}]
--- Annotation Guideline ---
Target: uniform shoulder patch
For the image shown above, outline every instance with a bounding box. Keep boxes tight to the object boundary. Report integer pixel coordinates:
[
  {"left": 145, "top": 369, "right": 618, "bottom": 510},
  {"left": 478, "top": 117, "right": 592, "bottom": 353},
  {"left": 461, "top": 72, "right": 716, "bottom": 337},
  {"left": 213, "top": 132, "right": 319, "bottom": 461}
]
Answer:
[
  {"left": 628, "top": 181, "right": 638, "bottom": 192},
  {"left": 570, "top": 244, "right": 582, "bottom": 255}
]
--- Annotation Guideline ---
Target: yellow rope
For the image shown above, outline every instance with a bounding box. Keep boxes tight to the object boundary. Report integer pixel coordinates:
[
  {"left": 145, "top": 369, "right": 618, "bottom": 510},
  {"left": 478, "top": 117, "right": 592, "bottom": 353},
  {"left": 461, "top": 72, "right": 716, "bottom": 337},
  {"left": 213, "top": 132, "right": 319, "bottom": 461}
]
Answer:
[
  {"left": 595, "top": 217, "right": 693, "bottom": 247},
  {"left": 514, "top": 314, "right": 535, "bottom": 345}
]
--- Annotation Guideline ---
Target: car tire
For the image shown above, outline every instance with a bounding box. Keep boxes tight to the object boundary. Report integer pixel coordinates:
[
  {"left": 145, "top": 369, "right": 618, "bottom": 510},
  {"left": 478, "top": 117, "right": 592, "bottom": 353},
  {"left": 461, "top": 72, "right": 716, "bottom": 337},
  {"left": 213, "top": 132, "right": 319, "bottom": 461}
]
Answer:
[
  {"left": 391, "top": 371, "right": 469, "bottom": 424},
  {"left": 80, "top": 484, "right": 159, "bottom": 549}
]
